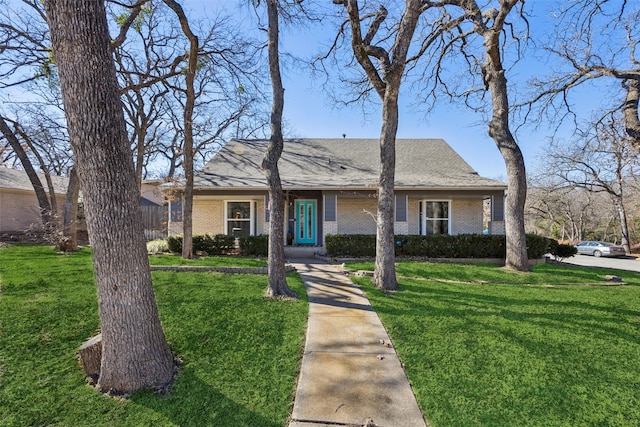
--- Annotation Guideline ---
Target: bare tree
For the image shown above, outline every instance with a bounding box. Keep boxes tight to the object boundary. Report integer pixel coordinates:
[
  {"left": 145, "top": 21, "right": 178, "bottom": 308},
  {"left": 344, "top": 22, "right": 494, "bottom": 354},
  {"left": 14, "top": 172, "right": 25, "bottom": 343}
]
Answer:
[
  {"left": 527, "top": 182, "right": 592, "bottom": 242},
  {"left": 260, "top": 0, "right": 298, "bottom": 298},
  {"left": 161, "top": 0, "right": 198, "bottom": 259},
  {"left": 524, "top": 1, "right": 640, "bottom": 147},
  {"left": 0, "top": 116, "right": 56, "bottom": 232},
  {"left": 331, "top": 0, "right": 426, "bottom": 290},
  {"left": 44, "top": 0, "right": 174, "bottom": 393},
  {"left": 418, "top": 0, "right": 530, "bottom": 270},
  {"left": 540, "top": 113, "right": 637, "bottom": 253}
]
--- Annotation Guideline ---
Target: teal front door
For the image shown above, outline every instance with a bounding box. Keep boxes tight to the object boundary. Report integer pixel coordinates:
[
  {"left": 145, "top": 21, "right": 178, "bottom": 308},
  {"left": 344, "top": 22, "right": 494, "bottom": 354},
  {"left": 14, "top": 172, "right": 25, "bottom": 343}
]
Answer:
[{"left": 295, "top": 200, "right": 316, "bottom": 245}]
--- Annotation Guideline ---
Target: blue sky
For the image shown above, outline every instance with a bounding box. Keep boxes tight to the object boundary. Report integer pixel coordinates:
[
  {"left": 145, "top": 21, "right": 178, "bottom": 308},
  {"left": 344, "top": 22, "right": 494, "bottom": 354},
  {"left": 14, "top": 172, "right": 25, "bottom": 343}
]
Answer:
[{"left": 182, "top": 0, "right": 614, "bottom": 182}]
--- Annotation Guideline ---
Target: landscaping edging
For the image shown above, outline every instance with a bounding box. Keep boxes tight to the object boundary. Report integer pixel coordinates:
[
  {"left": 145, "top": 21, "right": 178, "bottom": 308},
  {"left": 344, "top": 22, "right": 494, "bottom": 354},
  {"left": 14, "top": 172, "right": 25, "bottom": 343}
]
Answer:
[{"left": 150, "top": 265, "right": 296, "bottom": 274}]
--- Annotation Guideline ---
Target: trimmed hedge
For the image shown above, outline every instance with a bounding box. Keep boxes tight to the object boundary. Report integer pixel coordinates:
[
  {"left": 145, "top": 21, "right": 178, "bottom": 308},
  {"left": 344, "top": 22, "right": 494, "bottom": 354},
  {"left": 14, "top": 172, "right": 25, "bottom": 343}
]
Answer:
[
  {"left": 551, "top": 243, "right": 577, "bottom": 259},
  {"left": 239, "top": 235, "right": 269, "bottom": 256},
  {"left": 166, "top": 234, "right": 236, "bottom": 255},
  {"left": 325, "top": 233, "right": 557, "bottom": 259}
]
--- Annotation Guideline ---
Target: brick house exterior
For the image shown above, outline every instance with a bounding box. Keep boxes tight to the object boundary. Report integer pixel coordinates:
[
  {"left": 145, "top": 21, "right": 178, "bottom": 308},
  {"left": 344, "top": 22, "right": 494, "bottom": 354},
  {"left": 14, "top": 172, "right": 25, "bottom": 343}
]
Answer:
[
  {"left": 0, "top": 166, "right": 69, "bottom": 234},
  {"left": 164, "top": 138, "right": 507, "bottom": 246}
]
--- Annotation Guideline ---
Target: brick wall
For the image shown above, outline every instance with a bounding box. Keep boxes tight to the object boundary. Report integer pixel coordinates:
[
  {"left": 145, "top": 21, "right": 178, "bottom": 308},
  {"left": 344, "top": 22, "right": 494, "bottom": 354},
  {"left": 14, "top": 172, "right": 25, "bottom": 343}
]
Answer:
[
  {"left": 408, "top": 199, "right": 420, "bottom": 235},
  {"left": 256, "top": 199, "right": 266, "bottom": 235},
  {"left": 193, "top": 199, "right": 224, "bottom": 235},
  {"left": 0, "top": 190, "right": 66, "bottom": 232},
  {"left": 323, "top": 221, "right": 337, "bottom": 244},
  {"left": 451, "top": 199, "right": 483, "bottom": 234},
  {"left": 337, "top": 198, "right": 377, "bottom": 234},
  {"left": 488, "top": 220, "right": 506, "bottom": 235}
]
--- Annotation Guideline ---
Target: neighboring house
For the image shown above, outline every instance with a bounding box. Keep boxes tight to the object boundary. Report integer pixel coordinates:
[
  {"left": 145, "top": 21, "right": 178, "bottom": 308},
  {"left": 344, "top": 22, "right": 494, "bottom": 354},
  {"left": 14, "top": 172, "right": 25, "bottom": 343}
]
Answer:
[
  {"left": 0, "top": 165, "right": 69, "bottom": 234},
  {"left": 1, "top": 166, "right": 165, "bottom": 240},
  {"left": 140, "top": 180, "right": 167, "bottom": 240},
  {"left": 164, "top": 138, "right": 507, "bottom": 247}
]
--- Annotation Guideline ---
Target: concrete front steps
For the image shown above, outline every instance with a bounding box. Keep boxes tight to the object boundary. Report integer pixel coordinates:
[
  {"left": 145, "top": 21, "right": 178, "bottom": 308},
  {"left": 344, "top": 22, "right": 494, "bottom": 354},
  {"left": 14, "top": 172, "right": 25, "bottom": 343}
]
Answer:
[{"left": 284, "top": 245, "right": 326, "bottom": 259}]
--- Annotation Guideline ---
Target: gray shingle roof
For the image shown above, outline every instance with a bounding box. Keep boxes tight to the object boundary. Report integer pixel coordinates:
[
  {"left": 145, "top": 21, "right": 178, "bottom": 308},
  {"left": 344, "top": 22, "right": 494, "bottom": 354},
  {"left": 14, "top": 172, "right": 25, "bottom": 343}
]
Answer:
[
  {"left": 193, "top": 138, "right": 506, "bottom": 191},
  {"left": 0, "top": 166, "right": 69, "bottom": 194}
]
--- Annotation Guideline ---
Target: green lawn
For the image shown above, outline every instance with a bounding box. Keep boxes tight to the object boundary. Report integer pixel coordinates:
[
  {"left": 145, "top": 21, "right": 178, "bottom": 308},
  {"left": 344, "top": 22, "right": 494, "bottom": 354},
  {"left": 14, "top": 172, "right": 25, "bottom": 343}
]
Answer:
[
  {"left": 148, "top": 253, "right": 268, "bottom": 267},
  {"left": 3, "top": 246, "right": 640, "bottom": 427},
  {"left": 0, "top": 245, "right": 307, "bottom": 427},
  {"left": 349, "top": 260, "right": 640, "bottom": 427}
]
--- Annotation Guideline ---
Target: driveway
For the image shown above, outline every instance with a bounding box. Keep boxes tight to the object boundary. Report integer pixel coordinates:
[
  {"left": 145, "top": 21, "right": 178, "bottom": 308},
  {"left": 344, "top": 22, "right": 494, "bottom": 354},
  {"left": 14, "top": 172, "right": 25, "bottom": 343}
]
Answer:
[{"left": 559, "top": 253, "right": 640, "bottom": 273}]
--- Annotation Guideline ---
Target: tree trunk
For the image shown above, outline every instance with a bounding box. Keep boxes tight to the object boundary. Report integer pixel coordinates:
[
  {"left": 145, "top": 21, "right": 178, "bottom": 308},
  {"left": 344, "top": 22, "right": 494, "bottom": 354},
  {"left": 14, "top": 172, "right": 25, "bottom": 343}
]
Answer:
[
  {"left": 44, "top": 0, "right": 174, "bottom": 394},
  {"left": 62, "top": 167, "right": 80, "bottom": 251},
  {"left": 373, "top": 90, "right": 399, "bottom": 291},
  {"left": 163, "top": 0, "right": 196, "bottom": 260},
  {"left": 481, "top": 14, "right": 528, "bottom": 271},
  {"left": 341, "top": 0, "right": 422, "bottom": 291},
  {"left": 614, "top": 196, "right": 631, "bottom": 254},
  {"left": 0, "top": 116, "right": 54, "bottom": 231},
  {"left": 623, "top": 78, "right": 640, "bottom": 146},
  {"left": 263, "top": 0, "right": 296, "bottom": 298}
]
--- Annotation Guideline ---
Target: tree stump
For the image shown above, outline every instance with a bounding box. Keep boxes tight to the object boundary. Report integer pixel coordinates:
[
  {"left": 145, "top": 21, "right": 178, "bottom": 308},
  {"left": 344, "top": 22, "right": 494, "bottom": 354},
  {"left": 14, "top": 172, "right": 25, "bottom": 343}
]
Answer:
[{"left": 78, "top": 333, "right": 102, "bottom": 382}]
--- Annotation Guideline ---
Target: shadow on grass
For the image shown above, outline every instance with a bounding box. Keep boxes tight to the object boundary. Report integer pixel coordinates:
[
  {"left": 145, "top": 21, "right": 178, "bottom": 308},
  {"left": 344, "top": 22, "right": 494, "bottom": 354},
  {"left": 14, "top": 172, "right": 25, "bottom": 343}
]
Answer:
[
  {"left": 354, "top": 277, "right": 640, "bottom": 426},
  {"left": 132, "top": 365, "right": 281, "bottom": 427},
  {"left": 360, "top": 278, "right": 640, "bottom": 359}
]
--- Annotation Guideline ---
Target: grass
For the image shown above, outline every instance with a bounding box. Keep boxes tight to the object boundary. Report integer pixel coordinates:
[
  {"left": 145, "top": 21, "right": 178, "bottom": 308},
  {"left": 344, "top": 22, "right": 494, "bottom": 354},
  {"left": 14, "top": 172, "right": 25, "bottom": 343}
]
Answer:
[
  {"left": 349, "top": 260, "right": 640, "bottom": 427},
  {"left": 0, "top": 245, "right": 307, "bottom": 427},
  {"left": 148, "top": 253, "right": 268, "bottom": 267}
]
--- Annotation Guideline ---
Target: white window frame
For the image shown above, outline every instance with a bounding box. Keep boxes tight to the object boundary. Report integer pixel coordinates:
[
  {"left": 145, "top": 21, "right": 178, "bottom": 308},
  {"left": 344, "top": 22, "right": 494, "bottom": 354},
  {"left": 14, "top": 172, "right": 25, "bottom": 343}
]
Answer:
[
  {"left": 224, "top": 200, "right": 255, "bottom": 236},
  {"left": 421, "top": 200, "right": 451, "bottom": 235}
]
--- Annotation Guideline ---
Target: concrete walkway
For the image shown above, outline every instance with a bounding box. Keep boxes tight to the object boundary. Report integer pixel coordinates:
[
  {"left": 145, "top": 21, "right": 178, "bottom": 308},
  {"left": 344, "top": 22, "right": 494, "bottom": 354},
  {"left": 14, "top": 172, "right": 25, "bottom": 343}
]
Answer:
[{"left": 288, "top": 259, "right": 427, "bottom": 427}]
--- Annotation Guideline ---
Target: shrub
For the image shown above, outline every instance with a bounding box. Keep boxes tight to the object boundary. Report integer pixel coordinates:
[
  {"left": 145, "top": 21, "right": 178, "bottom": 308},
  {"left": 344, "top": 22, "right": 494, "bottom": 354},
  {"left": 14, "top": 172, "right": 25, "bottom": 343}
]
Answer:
[
  {"left": 325, "top": 233, "right": 557, "bottom": 259},
  {"left": 147, "top": 239, "right": 169, "bottom": 254},
  {"left": 526, "top": 234, "right": 558, "bottom": 258},
  {"left": 239, "top": 235, "right": 269, "bottom": 256},
  {"left": 166, "top": 234, "right": 236, "bottom": 255},
  {"left": 167, "top": 234, "right": 183, "bottom": 253},
  {"left": 325, "top": 234, "right": 376, "bottom": 257},
  {"left": 551, "top": 243, "right": 578, "bottom": 259}
]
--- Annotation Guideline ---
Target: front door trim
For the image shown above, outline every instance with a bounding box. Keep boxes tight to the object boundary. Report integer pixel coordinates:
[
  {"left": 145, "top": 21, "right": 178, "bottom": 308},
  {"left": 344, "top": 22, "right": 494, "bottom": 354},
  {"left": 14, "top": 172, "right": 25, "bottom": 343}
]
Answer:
[{"left": 295, "top": 199, "right": 317, "bottom": 245}]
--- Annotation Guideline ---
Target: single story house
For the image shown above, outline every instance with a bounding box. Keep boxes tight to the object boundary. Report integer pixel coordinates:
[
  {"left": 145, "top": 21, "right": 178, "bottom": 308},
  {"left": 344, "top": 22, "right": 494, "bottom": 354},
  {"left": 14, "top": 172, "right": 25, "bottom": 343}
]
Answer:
[
  {"left": 0, "top": 165, "right": 69, "bottom": 234},
  {"left": 164, "top": 138, "right": 507, "bottom": 247}
]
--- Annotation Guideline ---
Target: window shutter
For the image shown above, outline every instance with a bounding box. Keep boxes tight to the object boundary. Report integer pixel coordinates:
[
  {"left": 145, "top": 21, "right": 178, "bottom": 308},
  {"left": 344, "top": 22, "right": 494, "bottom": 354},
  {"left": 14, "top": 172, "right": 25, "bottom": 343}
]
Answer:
[
  {"left": 264, "top": 195, "right": 270, "bottom": 222},
  {"left": 492, "top": 195, "right": 505, "bottom": 221},
  {"left": 170, "top": 195, "right": 183, "bottom": 222},
  {"left": 324, "top": 193, "right": 336, "bottom": 221},
  {"left": 419, "top": 200, "right": 423, "bottom": 235},
  {"left": 395, "top": 194, "right": 407, "bottom": 222}
]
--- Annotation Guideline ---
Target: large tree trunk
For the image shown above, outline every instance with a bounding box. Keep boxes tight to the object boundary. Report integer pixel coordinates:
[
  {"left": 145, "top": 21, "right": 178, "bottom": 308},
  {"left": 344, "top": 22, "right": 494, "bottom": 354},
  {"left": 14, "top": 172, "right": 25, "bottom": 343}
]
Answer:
[
  {"left": 44, "top": 0, "right": 174, "bottom": 394},
  {"left": 263, "top": 0, "right": 296, "bottom": 298},
  {"left": 373, "top": 91, "right": 399, "bottom": 291},
  {"left": 480, "top": 6, "right": 529, "bottom": 271},
  {"left": 623, "top": 78, "right": 640, "bottom": 146}
]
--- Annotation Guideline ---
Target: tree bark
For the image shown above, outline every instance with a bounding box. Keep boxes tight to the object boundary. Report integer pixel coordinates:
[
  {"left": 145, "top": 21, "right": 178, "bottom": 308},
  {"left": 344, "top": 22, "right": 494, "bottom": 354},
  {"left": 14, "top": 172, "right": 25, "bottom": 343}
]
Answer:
[
  {"left": 374, "top": 90, "right": 399, "bottom": 290},
  {"left": 623, "top": 78, "right": 640, "bottom": 146},
  {"left": 44, "top": 0, "right": 174, "bottom": 394},
  {"left": 263, "top": 0, "right": 297, "bottom": 298},
  {"left": 62, "top": 167, "right": 80, "bottom": 250},
  {"left": 614, "top": 197, "right": 630, "bottom": 254}
]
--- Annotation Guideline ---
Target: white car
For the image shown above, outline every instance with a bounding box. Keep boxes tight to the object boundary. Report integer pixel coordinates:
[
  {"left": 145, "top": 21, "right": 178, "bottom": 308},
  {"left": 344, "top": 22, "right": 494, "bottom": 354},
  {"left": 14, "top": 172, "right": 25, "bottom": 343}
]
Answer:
[{"left": 574, "top": 241, "right": 626, "bottom": 257}]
